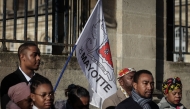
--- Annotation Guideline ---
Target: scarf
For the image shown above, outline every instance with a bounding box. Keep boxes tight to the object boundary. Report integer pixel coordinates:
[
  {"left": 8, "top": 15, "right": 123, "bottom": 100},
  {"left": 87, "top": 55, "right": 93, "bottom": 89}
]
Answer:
[
  {"left": 131, "top": 89, "right": 152, "bottom": 109},
  {"left": 120, "top": 86, "right": 129, "bottom": 98},
  {"left": 166, "top": 98, "right": 183, "bottom": 109},
  {"left": 6, "top": 101, "right": 21, "bottom": 109}
]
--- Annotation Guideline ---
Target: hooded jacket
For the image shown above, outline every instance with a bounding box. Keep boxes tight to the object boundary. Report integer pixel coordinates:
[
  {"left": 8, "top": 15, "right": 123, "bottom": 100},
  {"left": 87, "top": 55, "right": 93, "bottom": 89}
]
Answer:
[{"left": 157, "top": 97, "right": 186, "bottom": 109}]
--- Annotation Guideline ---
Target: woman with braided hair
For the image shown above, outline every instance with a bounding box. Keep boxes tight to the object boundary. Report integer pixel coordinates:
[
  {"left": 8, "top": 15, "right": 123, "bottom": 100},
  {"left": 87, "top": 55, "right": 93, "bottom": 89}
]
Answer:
[
  {"left": 158, "top": 77, "right": 186, "bottom": 109},
  {"left": 30, "top": 75, "right": 55, "bottom": 109},
  {"left": 55, "top": 84, "right": 90, "bottom": 109}
]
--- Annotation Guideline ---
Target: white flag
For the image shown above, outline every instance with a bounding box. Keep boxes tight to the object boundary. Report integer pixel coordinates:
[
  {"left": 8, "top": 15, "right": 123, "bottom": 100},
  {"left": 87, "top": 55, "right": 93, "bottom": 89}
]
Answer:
[{"left": 76, "top": 0, "right": 117, "bottom": 108}]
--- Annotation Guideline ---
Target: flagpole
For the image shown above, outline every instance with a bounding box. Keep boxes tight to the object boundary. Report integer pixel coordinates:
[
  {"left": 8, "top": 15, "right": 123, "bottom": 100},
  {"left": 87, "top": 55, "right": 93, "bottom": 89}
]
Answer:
[
  {"left": 53, "top": 45, "right": 77, "bottom": 91},
  {"left": 53, "top": 0, "right": 101, "bottom": 92}
]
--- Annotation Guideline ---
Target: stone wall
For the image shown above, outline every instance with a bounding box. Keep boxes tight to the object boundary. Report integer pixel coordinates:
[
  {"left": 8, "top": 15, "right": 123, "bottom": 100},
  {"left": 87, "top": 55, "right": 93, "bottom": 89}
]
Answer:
[
  {"left": 4, "top": 0, "right": 190, "bottom": 108},
  {"left": 115, "top": 0, "right": 157, "bottom": 77}
]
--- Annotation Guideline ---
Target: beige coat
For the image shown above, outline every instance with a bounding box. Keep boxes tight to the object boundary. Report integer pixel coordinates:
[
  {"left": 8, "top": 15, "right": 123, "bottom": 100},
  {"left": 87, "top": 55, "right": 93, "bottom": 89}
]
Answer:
[{"left": 102, "top": 88, "right": 126, "bottom": 109}]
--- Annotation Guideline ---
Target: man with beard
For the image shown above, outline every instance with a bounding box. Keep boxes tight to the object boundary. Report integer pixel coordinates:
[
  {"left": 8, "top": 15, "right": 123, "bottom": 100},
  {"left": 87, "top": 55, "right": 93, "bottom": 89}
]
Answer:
[
  {"left": 1, "top": 42, "right": 42, "bottom": 109},
  {"left": 116, "top": 70, "right": 159, "bottom": 109},
  {"left": 102, "top": 68, "right": 136, "bottom": 109}
]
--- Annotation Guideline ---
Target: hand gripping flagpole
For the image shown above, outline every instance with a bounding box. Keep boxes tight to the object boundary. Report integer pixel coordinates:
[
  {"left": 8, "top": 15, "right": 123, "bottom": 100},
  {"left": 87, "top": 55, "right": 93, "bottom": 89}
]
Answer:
[{"left": 53, "top": 0, "right": 101, "bottom": 92}]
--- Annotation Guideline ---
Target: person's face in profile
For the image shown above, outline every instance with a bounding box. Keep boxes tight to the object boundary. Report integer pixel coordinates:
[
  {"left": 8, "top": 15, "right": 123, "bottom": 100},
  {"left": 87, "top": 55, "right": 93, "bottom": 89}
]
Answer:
[
  {"left": 133, "top": 73, "right": 154, "bottom": 98},
  {"left": 31, "top": 83, "right": 54, "bottom": 109},
  {"left": 17, "top": 96, "right": 32, "bottom": 109},
  {"left": 166, "top": 88, "right": 182, "bottom": 105},
  {"left": 73, "top": 96, "right": 89, "bottom": 109},
  {"left": 22, "top": 46, "right": 41, "bottom": 70}
]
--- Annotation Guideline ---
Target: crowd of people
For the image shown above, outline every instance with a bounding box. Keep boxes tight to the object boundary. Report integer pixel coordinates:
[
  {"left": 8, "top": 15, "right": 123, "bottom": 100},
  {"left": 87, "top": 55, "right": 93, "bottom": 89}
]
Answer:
[
  {"left": 103, "top": 68, "right": 186, "bottom": 109},
  {"left": 0, "top": 42, "right": 187, "bottom": 109}
]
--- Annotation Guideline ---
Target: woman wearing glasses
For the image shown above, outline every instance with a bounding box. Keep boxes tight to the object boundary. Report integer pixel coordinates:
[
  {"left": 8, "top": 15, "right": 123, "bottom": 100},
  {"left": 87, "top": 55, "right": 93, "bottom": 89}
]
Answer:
[
  {"left": 55, "top": 84, "right": 90, "bottom": 109},
  {"left": 30, "top": 75, "right": 55, "bottom": 109}
]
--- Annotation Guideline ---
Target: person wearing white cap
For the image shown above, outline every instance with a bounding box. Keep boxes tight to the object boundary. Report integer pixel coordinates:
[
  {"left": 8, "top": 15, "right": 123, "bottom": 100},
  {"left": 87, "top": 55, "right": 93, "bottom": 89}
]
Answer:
[{"left": 102, "top": 68, "right": 136, "bottom": 109}]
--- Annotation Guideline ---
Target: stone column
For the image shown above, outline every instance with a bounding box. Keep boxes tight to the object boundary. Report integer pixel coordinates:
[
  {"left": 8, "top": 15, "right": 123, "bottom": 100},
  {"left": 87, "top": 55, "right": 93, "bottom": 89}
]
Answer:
[{"left": 116, "top": 0, "right": 156, "bottom": 77}]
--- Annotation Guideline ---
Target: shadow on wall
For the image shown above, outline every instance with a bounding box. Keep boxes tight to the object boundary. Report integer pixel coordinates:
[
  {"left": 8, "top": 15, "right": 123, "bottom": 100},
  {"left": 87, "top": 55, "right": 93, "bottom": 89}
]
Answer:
[
  {"left": 156, "top": 0, "right": 164, "bottom": 99},
  {"left": 102, "top": 0, "right": 117, "bottom": 29}
]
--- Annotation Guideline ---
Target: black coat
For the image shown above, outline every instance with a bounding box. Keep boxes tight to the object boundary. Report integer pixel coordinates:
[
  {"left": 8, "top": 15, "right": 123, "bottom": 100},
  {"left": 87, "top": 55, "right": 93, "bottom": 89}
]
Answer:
[
  {"left": 0, "top": 68, "right": 42, "bottom": 109},
  {"left": 116, "top": 97, "right": 159, "bottom": 109}
]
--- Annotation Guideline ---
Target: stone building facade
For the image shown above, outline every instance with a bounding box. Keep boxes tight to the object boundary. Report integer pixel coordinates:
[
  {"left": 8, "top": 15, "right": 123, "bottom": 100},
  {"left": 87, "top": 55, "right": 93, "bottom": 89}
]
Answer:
[{"left": 1, "top": 0, "right": 190, "bottom": 108}]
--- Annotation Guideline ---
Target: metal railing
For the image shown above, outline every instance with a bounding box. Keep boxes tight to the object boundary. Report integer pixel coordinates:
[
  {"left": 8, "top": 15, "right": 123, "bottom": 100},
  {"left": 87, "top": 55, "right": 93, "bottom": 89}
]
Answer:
[
  {"left": 167, "top": 0, "right": 190, "bottom": 62},
  {"left": 0, "top": 0, "right": 91, "bottom": 55},
  {"left": 173, "top": 0, "right": 190, "bottom": 62}
]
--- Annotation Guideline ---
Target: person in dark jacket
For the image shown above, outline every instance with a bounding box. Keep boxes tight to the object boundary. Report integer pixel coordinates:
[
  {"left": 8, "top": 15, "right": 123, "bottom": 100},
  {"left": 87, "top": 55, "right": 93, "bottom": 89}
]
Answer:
[
  {"left": 116, "top": 70, "right": 159, "bottom": 109},
  {"left": 55, "top": 84, "right": 90, "bottom": 109},
  {"left": 1, "top": 42, "right": 41, "bottom": 109}
]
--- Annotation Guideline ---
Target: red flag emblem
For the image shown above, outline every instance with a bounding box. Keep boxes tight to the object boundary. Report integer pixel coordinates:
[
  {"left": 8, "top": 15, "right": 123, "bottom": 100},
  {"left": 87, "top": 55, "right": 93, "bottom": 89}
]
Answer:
[{"left": 99, "top": 42, "right": 113, "bottom": 67}]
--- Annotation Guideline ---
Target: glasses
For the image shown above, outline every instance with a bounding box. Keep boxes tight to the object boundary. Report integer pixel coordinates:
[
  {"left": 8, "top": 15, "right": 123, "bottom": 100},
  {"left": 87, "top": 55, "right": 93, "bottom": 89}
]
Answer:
[{"left": 33, "top": 92, "right": 55, "bottom": 99}]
